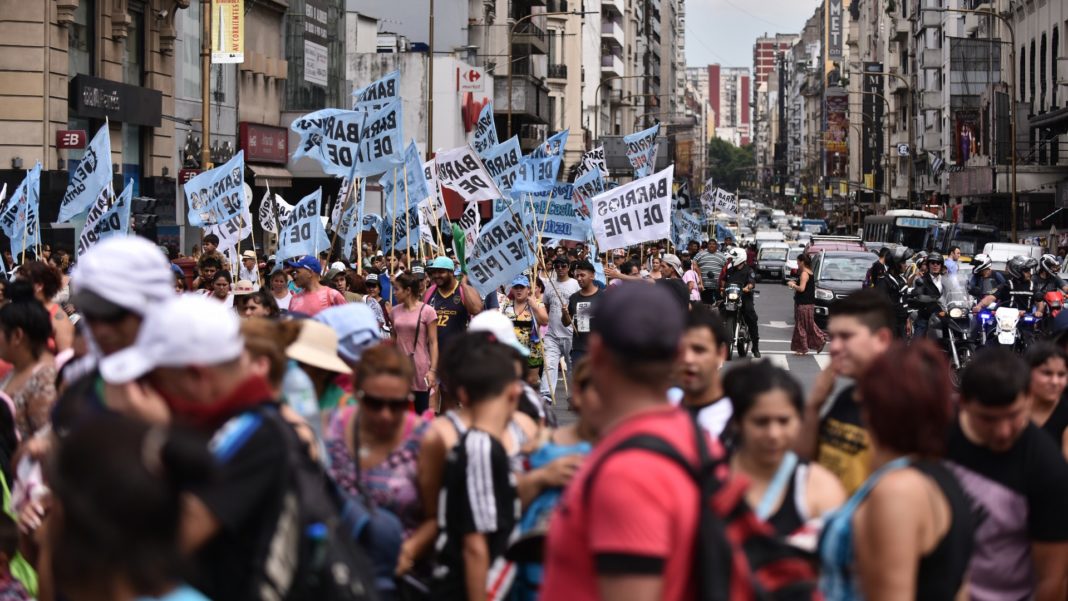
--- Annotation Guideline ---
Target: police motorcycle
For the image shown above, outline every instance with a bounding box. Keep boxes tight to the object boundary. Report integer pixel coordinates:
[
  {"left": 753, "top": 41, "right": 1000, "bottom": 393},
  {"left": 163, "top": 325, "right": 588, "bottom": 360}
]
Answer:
[{"left": 974, "top": 256, "right": 1040, "bottom": 353}]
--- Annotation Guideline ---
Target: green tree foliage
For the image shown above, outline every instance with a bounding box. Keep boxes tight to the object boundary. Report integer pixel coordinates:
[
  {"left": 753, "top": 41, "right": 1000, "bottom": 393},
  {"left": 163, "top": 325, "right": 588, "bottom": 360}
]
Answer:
[{"left": 706, "top": 138, "right": 754, "bottom": 192}]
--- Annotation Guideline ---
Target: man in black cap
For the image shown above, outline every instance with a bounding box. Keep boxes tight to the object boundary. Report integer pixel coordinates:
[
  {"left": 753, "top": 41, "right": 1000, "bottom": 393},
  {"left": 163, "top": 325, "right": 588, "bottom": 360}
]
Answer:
[{"left": 542, "top": 283, "right": 728, "bottom": 601}]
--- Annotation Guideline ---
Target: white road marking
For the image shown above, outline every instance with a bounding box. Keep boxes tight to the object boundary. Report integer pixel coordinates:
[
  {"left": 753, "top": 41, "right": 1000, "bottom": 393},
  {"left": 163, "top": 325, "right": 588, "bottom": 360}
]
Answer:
[
  {"left": 764, "top": 321, "right": 792, "bottom": 329},
  {"left": 814, "top": 354, "right": 831, "bottom": 370},
  {"left": 764, "top": 354, "right": 790, "bottom": 370}
]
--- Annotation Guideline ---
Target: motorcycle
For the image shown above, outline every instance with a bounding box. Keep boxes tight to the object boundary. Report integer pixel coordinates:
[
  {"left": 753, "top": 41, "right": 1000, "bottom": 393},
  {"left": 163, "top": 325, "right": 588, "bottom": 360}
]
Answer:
[
  {"left": 917, "top": 276, "right": 976, "bottom": 383},
  {"left": 720, "top": 282, "right": 751, "bottom": 360},
  {"left": 976, "top": 302, "right": 1035, "bottom": 353},
  {"left": 1045, "top": 290, "right": 1065, "bottom": 317}
]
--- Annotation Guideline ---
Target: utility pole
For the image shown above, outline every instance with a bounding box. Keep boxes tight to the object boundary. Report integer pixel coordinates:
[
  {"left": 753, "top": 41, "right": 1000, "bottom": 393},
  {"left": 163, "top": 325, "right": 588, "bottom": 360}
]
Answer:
[
  {"left": 426, "top": 0, "right": 434, "bottom": 160},
  {"left": 200, "top": 0, "right": 212, "bottom": 170}
]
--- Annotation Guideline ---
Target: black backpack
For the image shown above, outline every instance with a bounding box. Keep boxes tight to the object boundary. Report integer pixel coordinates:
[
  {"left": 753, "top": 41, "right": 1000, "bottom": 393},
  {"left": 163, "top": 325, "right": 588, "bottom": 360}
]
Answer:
[{"left": 583, "top": 415, "right": 819, "bottom": 601}]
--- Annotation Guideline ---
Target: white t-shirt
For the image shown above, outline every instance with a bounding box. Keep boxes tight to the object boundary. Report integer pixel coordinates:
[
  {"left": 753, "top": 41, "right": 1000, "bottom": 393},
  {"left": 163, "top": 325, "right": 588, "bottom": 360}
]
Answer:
[
  {"left": 669, "top": 390, "right": 733, "bottom": 439},
  {"left": 274, "top": 292, "right": 292, "bottom": 312}
]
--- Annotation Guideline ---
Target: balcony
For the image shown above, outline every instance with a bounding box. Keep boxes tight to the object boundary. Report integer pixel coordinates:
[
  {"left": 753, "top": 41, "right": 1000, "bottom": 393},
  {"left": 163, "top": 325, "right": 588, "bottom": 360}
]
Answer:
[
  {"left": 602, "top": 0, "right": 624, "bottom": 17},
  {"left": 891, "top": 17, "right": 910, "bottom": 41},
  {"left": 494, "top": 75, "right": 551, "bottom": 125},
  {"left": 548, "top": 63, "right": 568, "bottom": 80},
  {"left": 601, "top": 53, "right": 624, "bottom": 77},
  {"left": 917, "top": 9, "right": 941, "bottom": 30},
  {"left": 601, "top": 18, "right": 624, "bottom": 49},
  {"left": 512, "top": 20, "right": 548, "bottom": 55},
  {"left": 919, "top": 48, "right": 942, "bottom": 70},
  {"left": 920, "top": 90, "right": 943, "bottom": 109}
]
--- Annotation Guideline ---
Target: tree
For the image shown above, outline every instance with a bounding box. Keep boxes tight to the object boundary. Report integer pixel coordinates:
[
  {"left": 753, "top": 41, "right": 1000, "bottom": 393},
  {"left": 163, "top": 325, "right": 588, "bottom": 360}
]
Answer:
[{"left": 706, "top": 138, "right": 755, "bottom": 192}]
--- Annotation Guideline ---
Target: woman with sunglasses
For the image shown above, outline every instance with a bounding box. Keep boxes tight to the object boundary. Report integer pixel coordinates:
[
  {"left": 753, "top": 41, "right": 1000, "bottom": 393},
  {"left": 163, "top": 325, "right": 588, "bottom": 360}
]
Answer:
[{"left": 324, "top": 345, "right": 431, "bottom": 577}]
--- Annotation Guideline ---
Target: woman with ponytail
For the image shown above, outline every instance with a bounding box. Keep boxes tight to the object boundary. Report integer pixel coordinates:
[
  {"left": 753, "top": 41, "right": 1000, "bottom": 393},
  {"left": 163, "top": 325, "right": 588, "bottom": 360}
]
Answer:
[
  {"left": 16, "top": 261, "right": 73, "bottom": 353},
  {"left": 0, "top": 281, "right": 56, "bottom": 442}
]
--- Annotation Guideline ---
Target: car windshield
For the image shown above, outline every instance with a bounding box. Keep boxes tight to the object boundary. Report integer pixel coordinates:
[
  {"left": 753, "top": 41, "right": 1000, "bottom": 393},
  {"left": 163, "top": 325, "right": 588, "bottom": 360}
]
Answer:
[
  {"left": 819, "top": 256, "right": 872, "bottom": 281},
  {"left": 787, "top": 248, "right": 804, "bottom": 260},
  {"left": 760, "top": 249, "right": 787, "bottom": 261}
]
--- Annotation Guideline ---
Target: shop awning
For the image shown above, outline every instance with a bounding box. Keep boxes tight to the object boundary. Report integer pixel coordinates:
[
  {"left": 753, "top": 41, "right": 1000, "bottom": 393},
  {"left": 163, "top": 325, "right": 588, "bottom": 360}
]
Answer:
[{"left": 247, "top": 164, "right": 292, "bottom": 188}]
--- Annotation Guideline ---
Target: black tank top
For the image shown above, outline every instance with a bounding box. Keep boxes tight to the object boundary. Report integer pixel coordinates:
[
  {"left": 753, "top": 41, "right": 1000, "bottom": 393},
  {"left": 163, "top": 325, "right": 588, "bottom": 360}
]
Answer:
[
  {"left": 912, "top": 460, "right": 974, "bottom": 601},
  {"left": 1041, "top": 395, "right": 1068, "bottom": 448},
  {"left": 794, "top": 271, "right": 816, "bottom": 305},
  {"left": 767, "top": 461, "right": 806, "bottom": 537}
]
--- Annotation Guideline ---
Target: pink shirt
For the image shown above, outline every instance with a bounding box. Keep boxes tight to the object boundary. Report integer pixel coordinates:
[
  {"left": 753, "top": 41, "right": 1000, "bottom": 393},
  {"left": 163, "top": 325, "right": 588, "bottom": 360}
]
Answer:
[
  {"left": 391, "top": 302, "right": 437, "bottom": 392},
  {"left": 288, "top": 286, "right": 346, "bottom": 316},
  {"left": 682, "top": 270, "right": 701, "bottom": 301}
]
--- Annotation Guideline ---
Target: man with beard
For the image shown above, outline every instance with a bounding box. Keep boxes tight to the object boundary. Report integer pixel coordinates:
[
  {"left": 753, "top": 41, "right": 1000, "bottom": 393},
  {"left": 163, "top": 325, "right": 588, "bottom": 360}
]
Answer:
[
  {"left": 424, "top": 256, "right": 483, "bottom": 349},
  {"left": 284, "top": 256, "right": 345, "bottom": 316}
]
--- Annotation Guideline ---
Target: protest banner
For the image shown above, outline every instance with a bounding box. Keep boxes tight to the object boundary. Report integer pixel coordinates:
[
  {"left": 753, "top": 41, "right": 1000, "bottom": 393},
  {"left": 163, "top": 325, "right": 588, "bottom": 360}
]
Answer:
[
  {"left": 624, "top": 123, "right": 659, "bottom": 178},
  {"left": 434, "top": 145, "right": 503, "bottom": 204},
  {"left": 416, "top": 198, "right": 438, "bottom": 250},
  {"left": 0, "top": 162, "right": 41, "bottom": 258},
  {"left": 466, "top": 200, "right": 537, "bottom": 298},
  {"left": 379, "top": 203, "right": 420, "bottom": 253},
  {"left": 206, "top": 182, "right": 254, "bottom": 257},
  {"left": 59, "top": 123, "right": 112, "bottom": 223},
  {"left": 361, "top": 213, "right": 382, "bottom": 233},
  {"left": 381, "top": 141, "right": 430, "bottom": 210},
  {"left": 527, "top": 184, "right": 592, "bottom": 243},
  {"left": 671, "top": 209, "right": 706, "bottom": 250},
  {"left": 698, "top": 177, "right": 716, "bottom": 217},
  {"left": 183, "top": 151, "right": 245, "bottom": 227},
  {"left": 572, "top": 166, "right": 604, "bottom": 211},
  {"left": 77, "top": 181, "right": 133, "bottom": 256},
  {"left": 352, "top": 70, "right": 399, "bottom": 113},
  {"left": 577, "top": 145, "right": 607, "bottom": 178},
  {"left": 713, "top": 188, "right": 739, "bottom": 215},
  {"left": 335, "top": 178, "right": 364, "bottom": 260},
  {"left": 512, "top": 129, "right": 568, "bottom": 195},
  {"left": 276, "top": 188, "right": 331, "bottom": 261},
  {"left": 590, "top": 165, "right": 673, "bottom": 250},
  {"left": 353, "top": 98, "right": 403, "bottom": 178},
  {"left": 471, "top": 102, "right": 498, "bottom": 155},
  {"left": 290, "top": 108, "right": 352, "bottom": 166},
  {"left": 481, "top": 136, "right": 522, "bottom": 193},
  {"left": 456, "top": 200, "right": 481, "bottom": 259},
  {"left": 257, "top": 186, "right": 278, "bottom": 234}
]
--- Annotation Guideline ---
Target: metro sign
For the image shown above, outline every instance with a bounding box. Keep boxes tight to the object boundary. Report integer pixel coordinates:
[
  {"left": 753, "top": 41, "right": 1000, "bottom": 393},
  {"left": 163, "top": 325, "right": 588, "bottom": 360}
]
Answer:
[
  {"left": 458, "top": 67, "right": 486, "bottom": 93},
  {"left": 56, "top": 130, "right": 88, "bottom": 149}
]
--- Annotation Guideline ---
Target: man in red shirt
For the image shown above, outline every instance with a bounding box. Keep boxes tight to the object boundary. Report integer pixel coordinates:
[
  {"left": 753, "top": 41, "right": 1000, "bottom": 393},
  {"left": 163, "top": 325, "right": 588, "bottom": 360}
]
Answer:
[
  {"left": 542, "top": 283, "right": 723, "bottom": 601},
  {"left": 284, "top": 256, "right": 345, "bottom": 316}
]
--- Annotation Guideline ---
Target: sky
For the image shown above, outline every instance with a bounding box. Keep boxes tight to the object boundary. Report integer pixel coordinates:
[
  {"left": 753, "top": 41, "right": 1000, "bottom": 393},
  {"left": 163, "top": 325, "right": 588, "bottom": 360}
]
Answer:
[{"left": 685, "top": 0, "right": 823, "bottom": 70}]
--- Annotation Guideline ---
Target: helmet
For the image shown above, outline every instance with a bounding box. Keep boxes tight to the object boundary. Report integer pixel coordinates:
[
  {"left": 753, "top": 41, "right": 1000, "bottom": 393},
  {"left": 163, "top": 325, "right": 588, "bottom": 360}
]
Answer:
[
  {"left": 971, "top": 253, "right": 992, "bottom": 273},
  {"left": 926, "top": 252, "right": 945, "bottom": 266},
  {"left": 913, "top": 251, "right": 928, "bottom": 265},
  {"left": 1024, "top": 257, "right": 1039, "bottom": 272},
  {"left": 1040, "top": 253, "right": 1062, "bottom": 276},
  {"left": 890, "top": 246, "right": 913, "bottom": 264},
  {"left": 1007, "top": 255, "right": 1033, "bottom": 279},
  {"left": 729, "top": 247, "right": 747, "bottom": 268}
]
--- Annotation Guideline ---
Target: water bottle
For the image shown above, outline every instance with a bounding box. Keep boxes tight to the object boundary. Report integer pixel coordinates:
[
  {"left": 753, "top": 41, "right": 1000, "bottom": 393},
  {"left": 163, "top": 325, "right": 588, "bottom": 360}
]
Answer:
[{"left": 282, "top": 360, "right": 329, "bottom": 466}]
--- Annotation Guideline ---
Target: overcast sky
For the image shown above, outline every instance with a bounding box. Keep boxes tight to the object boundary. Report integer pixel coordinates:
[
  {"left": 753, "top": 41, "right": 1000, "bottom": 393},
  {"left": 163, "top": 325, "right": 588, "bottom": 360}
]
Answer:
[{"left": 685, "top": 0, "right": 823, "bottom": 70}]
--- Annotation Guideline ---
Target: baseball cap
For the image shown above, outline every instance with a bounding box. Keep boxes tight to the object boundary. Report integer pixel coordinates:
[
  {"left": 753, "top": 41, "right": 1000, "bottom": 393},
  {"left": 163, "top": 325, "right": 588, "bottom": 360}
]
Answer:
[
  {"left": 241, "top": 250, "right": 257, "bottom": 261},
  {"left": 323, "top": 268, "right": 343, "bottom": 282},
  {"left": 511, "top": 275, "right": 530, "bottom": 288},
  {"left": 469, "top": 311, "right": 529, "bottom": 357},
  {"left": 427, "top": 256, "right": 455, "bottom": 272},
  {"left": 286, "top": 320, "right": 352, "bottom": 374},
  {"left": 331, "top": 261, "right": 347, "bottom": 272},
  {"left": 71, "top": 237, "right": 177, "bottom": 317},
  {"left": 365, "top": 273, "right": 379, "bottom": 284},
  {"left": 285, "top": 255, "right": 321, "bottom": 273},
  {"left": 411, "top": 264, "right": 426, "bottom": 278},
  {"left": 661, "top": 254, "right": 683, "bottom": 276},
  {"left": 233, "top": 280, "right": 256, "bottom": 295},
  {"left": 100, "top": 295, "right": 244, "bottom": 384},
  {"left": 592, "top": 282, "right": 684, "bottom": 361},
  {"left": 314, "top": 303, "right": 384, "bottom": 364}
]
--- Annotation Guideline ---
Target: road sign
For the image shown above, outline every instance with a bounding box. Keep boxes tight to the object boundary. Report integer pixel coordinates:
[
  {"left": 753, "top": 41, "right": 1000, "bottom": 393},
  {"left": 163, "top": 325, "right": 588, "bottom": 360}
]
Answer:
[
  {"left": 458, "top": 67, "right": 486, "bottom": 93},
  {"left": 56, "top": 130, "right": 87, "bottom": 149},
  {"left": 896, "top": 143, "right": 910, "bottom": 156}
]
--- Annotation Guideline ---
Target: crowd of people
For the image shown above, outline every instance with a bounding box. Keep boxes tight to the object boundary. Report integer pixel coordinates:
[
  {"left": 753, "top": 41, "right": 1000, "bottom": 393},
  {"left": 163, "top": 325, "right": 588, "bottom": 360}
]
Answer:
[{"left": 0, "top": 229, "right": 1060, "bottom": 601}]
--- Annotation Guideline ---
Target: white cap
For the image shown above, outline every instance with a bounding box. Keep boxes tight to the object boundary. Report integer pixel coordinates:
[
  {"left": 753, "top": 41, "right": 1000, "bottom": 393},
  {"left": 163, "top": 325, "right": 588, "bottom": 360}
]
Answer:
[
  {"left": 330, "top": 261, "right": 347, "bottom": 272},
  {"left": 100, "top": 295, "right": 244, "bottom": 384},
  {"left": 469, "top": 311, "right": 529, "bottom": 357},
  {"left": 71, "top": 236, "right": 176, "bottom": 315}
]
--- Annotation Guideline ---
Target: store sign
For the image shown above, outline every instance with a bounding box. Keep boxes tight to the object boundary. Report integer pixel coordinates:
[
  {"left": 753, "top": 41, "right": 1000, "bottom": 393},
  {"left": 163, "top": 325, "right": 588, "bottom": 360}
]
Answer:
[
  {"left": 239, "top": 122, "right": 288, "bottom": 164},
  {"left": 458, "top": 67, "right": 486, "bottom": 93},
  {"left": 69, "top": 74, "right": 162, "bottom": 127},
  {"left": 211, "top": 0, "right": 244, "bottom": 63},
  {"left": 56, "top": 130, "right": 87, "bottom": 149},
  {"left": 826, "top": 0, "right": 843, "bottom": 60},
  {"left": 178, "top": 169, "right": 201, "bottom": 185},
  {"left": 303, "top": 0, "right": 329, "bottom": 87}
]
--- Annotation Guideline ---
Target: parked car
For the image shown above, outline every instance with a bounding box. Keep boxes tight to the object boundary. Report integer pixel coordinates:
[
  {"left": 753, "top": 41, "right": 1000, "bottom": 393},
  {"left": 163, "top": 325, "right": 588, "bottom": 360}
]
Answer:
[
  {"left": 782, "top": 246, "right": 806, "bottom": 283},
  {"left": 812, "top": 250, "right": 878, "bottom": 328},
  {"left": 806, "top": 235, "right": 867, "bottom": 256},
  {"left": 755, "top": 242, "right": 790, "bottom": 281},
  {"left": 981, "top": 242, "right": 1044, "bottom": 273}
]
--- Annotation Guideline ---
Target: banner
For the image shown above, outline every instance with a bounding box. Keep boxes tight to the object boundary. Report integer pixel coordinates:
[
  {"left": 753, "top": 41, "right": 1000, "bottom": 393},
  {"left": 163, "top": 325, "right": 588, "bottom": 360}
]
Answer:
[
  {"left": 671, "top": 209, "right": 706, "bottom": 250},
  {"left": 577, "top": 145, "right": 608, "bottom": 178},
  {"left": 572, "top": 167, "right": 605, "bottom": 210},
  {"left": 471, "top": 102, "right": 498, "bottom": 155},
  {"left": 353, "top": 98, "right": 403, "bottom": 178},
  {"left": 624, "top": 123, "right": 659, "bottom": 178},
  {"left": 59, "top": 123, "right": 112, "bottom": 223},
  {"left": 590, "top": 165, "right": 673, "bottom": 250},
  {"left": 512, "top": 129, "right": 568, "bottom": 195},
  {"left": 361, "top": 213, "right": 382, "bottom": 233},
  {"left": 77, "top": 182, "right": 133, "bottom": 256},
  {"left": 481, "top": 136, "right": 522, "bottom": 193},
  {"left": 277, "top": 188, "right": 331, "bottom": 262},
  {"left": 183, "top": 151, "right": 245, "bottom": 227},
  {"left": 466, "top": 200, "right": 537, "bottom": 298},
  {"left": 379, "top": 203, "right": 420, "bottom": 253},
  {"left": 258, "top": 190, "right": 292, "bottom": 234},
  {"left": 352, "top": 70, "right": 399, "bottom": 113},
  {"left": 0, "top": 163, "right": 41, "bottom": 258},
  {"left": 456, "top": 200, "right": 481, "bottom": 259},
  {"left": 206, "top": 182, "right": 254, "bottom": 253},
  {"left": 698, "top": 177, "right": 716, "bottom": 217},
  {"left": 290, "top": 108, "right": 352, "bottom": 166},
  {"left": 528, "top": 184, "right": 592, "bottom": 243},
  {"left": 435, "top": 145, "right": 504, "bottom": 204},
  {"left": 713, "top": 188, "right": 739, "bottom": 215},
  {"left": 211, "top": 0, "right": 244, "bottom": 64}
]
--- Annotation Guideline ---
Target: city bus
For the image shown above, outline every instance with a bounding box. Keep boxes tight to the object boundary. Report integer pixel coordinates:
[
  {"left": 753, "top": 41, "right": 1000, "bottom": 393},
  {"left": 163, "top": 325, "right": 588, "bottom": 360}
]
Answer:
[
  {"left": 862, "top": 210, "right": 944, "bottom": 250},
  {"left": 927, "top": 222, "right": 1000, "bottom": 261}
]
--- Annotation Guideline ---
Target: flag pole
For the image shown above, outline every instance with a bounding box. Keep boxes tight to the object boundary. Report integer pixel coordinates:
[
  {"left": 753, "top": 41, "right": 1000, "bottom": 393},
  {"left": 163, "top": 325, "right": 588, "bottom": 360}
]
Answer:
[
  {"left": 402, "top": 161, "right": 412, "bottom": 271},
  {"left": 504, "top": 202, "right": 566, "bottom": 308}
]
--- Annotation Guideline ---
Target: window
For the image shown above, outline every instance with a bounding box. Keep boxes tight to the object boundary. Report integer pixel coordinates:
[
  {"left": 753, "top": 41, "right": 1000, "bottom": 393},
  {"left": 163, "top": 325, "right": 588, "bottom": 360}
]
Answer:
[
  {"left": 1021, "top": 46, "right": 1027, "bottom": 103},
  {"left": 548, "top": 96, "right": 556, "bottom": 131},
  {"left": 1041, "top": 33, "right": 1048, "bottom": 110},
  {"left": 124, "top": 2, "right": 144, "bottom": 86},
  {"left": 547, "top": 29, "right": 557, "bottom": 65},
  {"left": 68, "top": 0, "right": 94, "bottom": 77},
  {"left": 179, "top": 0, "right": 201, "bottom": 99}
]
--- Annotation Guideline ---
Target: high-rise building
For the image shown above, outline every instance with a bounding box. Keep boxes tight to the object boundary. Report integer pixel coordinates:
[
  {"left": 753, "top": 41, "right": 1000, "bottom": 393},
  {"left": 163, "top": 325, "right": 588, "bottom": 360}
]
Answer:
[
  {"left": 753, "top": 33, "right": 799, "bottom": 88},
  {"left": 705, "top": 65, "right": 751, "bottom": 146}
]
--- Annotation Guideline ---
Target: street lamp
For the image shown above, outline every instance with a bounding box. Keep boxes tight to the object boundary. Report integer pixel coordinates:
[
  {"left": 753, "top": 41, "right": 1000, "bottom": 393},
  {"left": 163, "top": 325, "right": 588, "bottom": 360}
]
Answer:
[
  {"left": 921, "top": 6, "right": 1018, "bottom": 242},
  {"left": 507, "top": 10, "right": 595, "bottom": 139}
]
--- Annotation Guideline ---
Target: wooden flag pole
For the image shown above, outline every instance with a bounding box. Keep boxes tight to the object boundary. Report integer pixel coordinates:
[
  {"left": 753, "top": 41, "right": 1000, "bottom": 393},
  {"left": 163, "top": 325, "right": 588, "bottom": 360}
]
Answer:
[
  {"left": 402, "top": 161, "right": 412, "bottom": 271},
  {"left": 390, "top": 168, "right": 398, "bottom": 267},
  {"left": 504, "top": 202, "right": 566, "bottom": 308}
]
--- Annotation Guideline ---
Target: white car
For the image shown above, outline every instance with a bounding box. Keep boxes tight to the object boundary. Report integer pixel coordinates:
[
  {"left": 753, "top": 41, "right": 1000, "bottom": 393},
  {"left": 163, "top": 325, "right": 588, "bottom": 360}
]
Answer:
[{"left": 782, "top": 246, "right": 806, "bottom": 282}]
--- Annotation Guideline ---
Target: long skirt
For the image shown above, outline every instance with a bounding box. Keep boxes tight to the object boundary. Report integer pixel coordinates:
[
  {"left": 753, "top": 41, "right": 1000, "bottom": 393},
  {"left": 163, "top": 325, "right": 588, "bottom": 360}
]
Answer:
[{"left": 792, "top": 303, "right": 827, "bottom": 354}]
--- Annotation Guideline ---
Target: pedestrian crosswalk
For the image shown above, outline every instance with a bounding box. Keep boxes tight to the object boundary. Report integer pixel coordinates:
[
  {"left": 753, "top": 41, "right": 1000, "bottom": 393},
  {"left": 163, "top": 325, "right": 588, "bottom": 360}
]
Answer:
[{"left": 757, "top": 351, "right": 831, "bottom": 371}]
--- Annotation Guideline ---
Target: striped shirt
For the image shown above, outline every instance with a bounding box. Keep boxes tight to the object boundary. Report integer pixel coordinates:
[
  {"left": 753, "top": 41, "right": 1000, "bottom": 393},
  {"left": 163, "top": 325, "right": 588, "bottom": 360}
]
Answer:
[{"left": 694, "top": 250, "right": 727, "bottom": 282}]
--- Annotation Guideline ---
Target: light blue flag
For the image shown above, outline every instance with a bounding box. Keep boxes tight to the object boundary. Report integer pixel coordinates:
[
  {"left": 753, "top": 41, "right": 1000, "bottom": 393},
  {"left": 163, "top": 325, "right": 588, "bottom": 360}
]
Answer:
[
  {"left": 336, "top": 178, "right": 365, "bottom": 261},
  {"left": 624, "top": 123, "right": 659, "bottom": 178},
  {"left": 586, "top": 231, "right": 606, "bottom": 286},
  {"left": 352, "top": 70, "right": 400, "bottom": 113},
  {"left": 379, "top": 202, "right": 420, "bottom": 253},
  {"left": 466, "top": 199, "right": 538, "bottom": 298},
  {"left": 471, "top": 103, "right": 498, "bottom": 155},
  {"left": 183, "top": 151, "right": 245, "bottom": 227},
  {"left": 527, "top": 184, "right": 592, "bottom": 243},
  {"left": 0, "top": 162, "right": 41, "bottom": 258},
  {"left": 671, "top": 209, "right": 705, "bottom": 250},
  {"left": 59, "top": 124, "right": 112, "bottom": 223},
  {"left": 277, "top": 188, "right": 332, "bottom": 262},
  {"left": 350, "top": 98, "right": 403, "bottom": 178},
  {"left": 77, "top": 181, "right": 133, "bottom": 256},
  {"left": 361, "top": 212, "right": 382, "bottom": 233},
  {"left": 572, "top": 166, "right": 605, "bottom": 210},
  {"left": 381, "top": 141, "right": 429, "bottom": 208},
  {"left": 290, "top": 108, "right": 354, "bottom": 164},
  {"left": 481, "top": 136, "right": 522, "bottom": 193},
  {"left": 512, "top": 129, "right": 569, "bottom": 194},
  {"left": 534, "top": 129, "right": 569, "bottom": 159}
]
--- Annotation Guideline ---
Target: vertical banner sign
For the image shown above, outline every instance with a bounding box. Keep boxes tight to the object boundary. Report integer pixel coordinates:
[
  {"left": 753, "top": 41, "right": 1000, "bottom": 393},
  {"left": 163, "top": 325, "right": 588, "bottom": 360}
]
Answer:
[
  {"left": 862, "top": 63, "right": 884, "bottom": 204},
  {"left": 77, "top": 182, "right": 133, "bottom": 256},
  {"left": 480, "top": 136, "right": 522, "bottom": 193},
  {"left": 435, "top": 145, "right": 504, "bottom": 203},
  {"left": 211, "top": 0, "right": 244, "bottom": 64},
  {"left": 824, "top": 90, "right": 848, "bottom": 179},
  {"left": 183, "top": 151, "right": 246, "bottom": 227},
  {"left": 826, "top": 0, "right": 843, "bottom": 60},
  {"left": 352, "top": 70, "right": 400, "bottom": 113},
  {"left": 456, "top": 200, "right": 481, "bottom": 259},
  {"left": 466, "top": 201, "right": 537, "bottom": 297},
  {"left": 591, "top": 165, "right": 673, "bottom": 249},
  {"left": 277, "top": 188, "right": 331, "bottom": 261},
  {"left": 471, "top": 103, "right": 499, "bottom": 155},
  {"left": 0, "top": 163, "right": 41, "bottom": 258},
  {"left": 623, "top": 123, "right": 659, "bottom": 178},
  {"left": 59, "top": 123, "right": 112, "bottom": 223},
  {"left": 303, "top": 0, "right": 329, "bottom": 86}
]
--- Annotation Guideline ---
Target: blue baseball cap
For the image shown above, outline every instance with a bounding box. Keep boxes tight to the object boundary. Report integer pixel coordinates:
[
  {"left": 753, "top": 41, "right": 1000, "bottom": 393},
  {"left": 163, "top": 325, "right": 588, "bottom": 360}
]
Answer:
[
  {"left": 284, "top": 255, "right": 321, "bottom": 274},
  {"left": 511, "top": 275, "right": 530, "bottom": 288},
  {"left": 427, "top": 256, "right": 455, "bottom": 272}
]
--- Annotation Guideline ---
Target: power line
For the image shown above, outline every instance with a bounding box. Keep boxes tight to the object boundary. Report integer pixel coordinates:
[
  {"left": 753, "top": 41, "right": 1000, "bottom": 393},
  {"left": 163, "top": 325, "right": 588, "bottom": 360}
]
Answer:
[{"left": 719, "top": 0, "right": 790, "bottom": 32}]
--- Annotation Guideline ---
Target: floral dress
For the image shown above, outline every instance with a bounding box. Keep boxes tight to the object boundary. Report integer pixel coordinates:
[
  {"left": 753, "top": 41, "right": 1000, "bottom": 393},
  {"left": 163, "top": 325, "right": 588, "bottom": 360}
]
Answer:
[{"left": 502, "top": 300, "right": 544, "bottom": 369}]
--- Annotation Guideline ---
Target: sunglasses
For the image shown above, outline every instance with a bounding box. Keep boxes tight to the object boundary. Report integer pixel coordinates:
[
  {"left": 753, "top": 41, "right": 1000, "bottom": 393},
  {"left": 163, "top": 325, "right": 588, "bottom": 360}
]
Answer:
[{"left": 359, "top": 393, "right": 409, "bottom": 413}]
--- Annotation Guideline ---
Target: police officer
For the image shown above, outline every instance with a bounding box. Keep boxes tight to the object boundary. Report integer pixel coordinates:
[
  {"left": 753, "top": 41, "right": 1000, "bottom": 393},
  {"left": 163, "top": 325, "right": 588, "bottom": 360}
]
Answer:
[
  {"left": 909, "top": 252, "right": 948, "bottom": 339},
  {"left": 721, "top": 247, "right": 760, "bottom": 358},
  {"left": 1035, "top": 253, "right": 1068, "bottom": 295}
]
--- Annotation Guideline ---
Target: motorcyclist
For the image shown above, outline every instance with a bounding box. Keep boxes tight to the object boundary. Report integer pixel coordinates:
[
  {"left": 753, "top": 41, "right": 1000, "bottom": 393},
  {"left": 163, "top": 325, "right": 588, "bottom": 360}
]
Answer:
[
  {"left": 909, "top": 252, "right": 948, "bottom": 339},
  {"left": 721, "top": 247, "right": 760, "bottom": 358},
  {"left": 975, "top": 255, "right": 1042, "bottom": 315},
  {"left": 966, "top": 253, "right": 1005, "bottom": 301},
  {"left": 877, "top": 247, "right": 911, "bottom": 339},
  {"left": 1035, "top": 253, "right": 1068, "bottom": 295}
]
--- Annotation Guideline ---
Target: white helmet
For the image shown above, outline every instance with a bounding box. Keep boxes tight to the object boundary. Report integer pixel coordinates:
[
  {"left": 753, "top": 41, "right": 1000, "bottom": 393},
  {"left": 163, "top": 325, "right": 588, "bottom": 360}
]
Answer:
[
  {"left": 971, "top": 253, "right": 992, "bottom": 273},
  {"left": 729, "top": 247, "right": 747, "bottom": 268}
]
